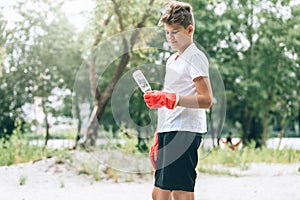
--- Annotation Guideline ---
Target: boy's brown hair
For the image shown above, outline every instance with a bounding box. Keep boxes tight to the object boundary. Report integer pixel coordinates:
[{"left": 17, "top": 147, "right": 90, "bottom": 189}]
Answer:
[{"left": 159, "top": 1, "right": 194, "bottom": 28}]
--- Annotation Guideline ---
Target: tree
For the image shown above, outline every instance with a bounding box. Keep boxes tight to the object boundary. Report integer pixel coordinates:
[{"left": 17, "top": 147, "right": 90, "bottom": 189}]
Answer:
[
  {"left": 1, "top": 0, "right": 83, "bottom": 144},
  {"left": 192, "top": 0, "right": 300, "bottom": 145},
  {"left": 255, "top": 1, "right": 300, "bottom": 145},
  {"left": 0, "top": 8, "right": 28, "bottom": 138},
  {"left": 80, "top": 0, "right": 164, "bottom": 147}
]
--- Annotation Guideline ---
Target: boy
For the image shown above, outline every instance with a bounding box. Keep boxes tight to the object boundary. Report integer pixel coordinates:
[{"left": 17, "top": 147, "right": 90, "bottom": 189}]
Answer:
[{"left": 144, "top": 1, "right": 213, "bottom": 200}]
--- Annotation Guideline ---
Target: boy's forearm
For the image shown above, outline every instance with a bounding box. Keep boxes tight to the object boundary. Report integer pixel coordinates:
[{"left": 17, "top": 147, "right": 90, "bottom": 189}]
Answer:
[{"left": 177, "top": 94, "right": 213, "bottom": 109}]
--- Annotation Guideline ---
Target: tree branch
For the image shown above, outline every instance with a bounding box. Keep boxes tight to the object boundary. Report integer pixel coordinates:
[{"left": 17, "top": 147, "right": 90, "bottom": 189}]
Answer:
[
  {"left": 111, "top": 0, "right": 124, "bottom": 32},
  {"left": 130, "top": 0, "right": 156, "bottom": 49},
  {"left": 89, "top": 11, "right": 113, "bottom": 101},
  {"left": 101, "top": 37, "right": 129, "bottom": 107},
  {"left": 137, "top": 0, "right": 155, "bottom": 28}
]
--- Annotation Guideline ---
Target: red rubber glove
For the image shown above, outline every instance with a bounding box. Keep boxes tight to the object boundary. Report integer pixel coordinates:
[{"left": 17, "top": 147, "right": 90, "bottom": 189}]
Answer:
[
  {"left": 149, "top": 130, "right": 158, "bottom": 169},
  {"left": 144, "top": 90, "right": 178, "bottom": 109}
]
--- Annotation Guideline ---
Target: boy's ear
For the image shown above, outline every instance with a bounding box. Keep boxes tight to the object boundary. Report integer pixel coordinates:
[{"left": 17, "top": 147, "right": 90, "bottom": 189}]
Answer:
[{"left": 187, "top": 25, "right": 194, "bottom": 36}]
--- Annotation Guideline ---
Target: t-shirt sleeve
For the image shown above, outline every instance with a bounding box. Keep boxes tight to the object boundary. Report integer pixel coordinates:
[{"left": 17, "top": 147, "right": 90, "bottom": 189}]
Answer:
[{"left": 189, "top": 51, "right": 209, "bottom": 80}]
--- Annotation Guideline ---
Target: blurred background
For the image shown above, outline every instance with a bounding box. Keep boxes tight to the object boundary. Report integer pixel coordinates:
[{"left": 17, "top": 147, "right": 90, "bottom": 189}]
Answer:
[{"left": 0, "top": 0, "right": 299, "bottom": 169}]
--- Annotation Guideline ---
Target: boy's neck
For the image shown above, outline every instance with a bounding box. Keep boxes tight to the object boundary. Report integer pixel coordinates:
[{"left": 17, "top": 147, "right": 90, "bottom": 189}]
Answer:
[{"left": 177, "top": 41, "right": 193, "bottom": 55}]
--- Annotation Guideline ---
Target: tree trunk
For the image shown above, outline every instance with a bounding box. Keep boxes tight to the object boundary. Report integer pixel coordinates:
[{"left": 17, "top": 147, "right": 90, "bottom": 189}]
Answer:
[
  {"left": 41, "top": 99, "right": 50, "bottom": 147},
  {"left": 209, "top": 107, "right": 215, "bottom": 148},
  {"left": 83, "top": 106, "right": 99, "bottom": 147},
  {"left": 136, "top": 93, "right": 147, "bottom": 151},
  {"left": 242, "top": 112, "right": 253, "bottom": 146},
  {"left": 298, "top": 105, "right": 300, "bottom": 137},
  {"left": 261, "top": 112, "right": 269, "bottom": 146},
  {"left": 82, "top": 51, "right": 130, "bottom": 147},
  {"left": 89, "top": 52, "right": 97, "bottom": 98},
  {"left": 74, "top": 95, "right": 82, "bottom": 148},
  {"left": 261, "top": 94, "right": 273, "bottom": 146},
  {"left": 216, "top": 94, "right": 226, "bottom": 146},
  {"left": 277, "top": 116, "right": 285, "bottom": 150}
]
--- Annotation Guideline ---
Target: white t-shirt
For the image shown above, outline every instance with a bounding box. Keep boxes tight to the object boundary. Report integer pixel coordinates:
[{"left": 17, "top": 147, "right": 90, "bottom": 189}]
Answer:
[{"left": 157, "top": 43, "right": 209, "bottom": 133}]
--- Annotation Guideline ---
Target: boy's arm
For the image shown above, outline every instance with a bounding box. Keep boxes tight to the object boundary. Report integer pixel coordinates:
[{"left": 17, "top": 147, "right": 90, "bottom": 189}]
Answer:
[
  {"left": 143, "top": 77, "right": 212, "bottom": 110},
  {"left": 177, "top": 76, "right": 213, "bottom": 109}
]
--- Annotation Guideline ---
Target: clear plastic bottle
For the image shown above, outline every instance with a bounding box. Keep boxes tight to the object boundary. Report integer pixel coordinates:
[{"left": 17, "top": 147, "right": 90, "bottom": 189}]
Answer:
[{"left": 132, "top": 70, "right": 152, "bottom": 93}]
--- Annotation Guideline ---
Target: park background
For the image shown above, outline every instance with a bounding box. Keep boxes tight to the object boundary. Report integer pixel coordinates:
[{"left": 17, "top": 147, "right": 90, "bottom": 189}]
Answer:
[{"left": 0, "top": 0, "right": 299, "bottom": 199}]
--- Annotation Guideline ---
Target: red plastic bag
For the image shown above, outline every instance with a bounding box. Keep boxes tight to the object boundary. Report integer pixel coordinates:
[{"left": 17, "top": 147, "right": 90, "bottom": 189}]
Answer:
[{"left": 149, "top": 130, "right": 158, "bottom": 169}]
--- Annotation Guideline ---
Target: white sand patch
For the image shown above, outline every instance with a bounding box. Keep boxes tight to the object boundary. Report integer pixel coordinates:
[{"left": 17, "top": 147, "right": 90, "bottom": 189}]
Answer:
[{"left": 0, "top": 158, "right": 299, "bottom": 200}]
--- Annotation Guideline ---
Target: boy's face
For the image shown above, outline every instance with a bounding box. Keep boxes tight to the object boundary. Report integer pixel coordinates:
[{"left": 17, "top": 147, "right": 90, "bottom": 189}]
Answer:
[{"left": 164, "top": 23, "right": 193, "bottom": 53}]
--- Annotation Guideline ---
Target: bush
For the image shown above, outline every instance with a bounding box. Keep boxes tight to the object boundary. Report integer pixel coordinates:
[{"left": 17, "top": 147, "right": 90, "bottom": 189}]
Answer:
[{"left": 0, "top": 121, "right": 52, "bottom": 166}]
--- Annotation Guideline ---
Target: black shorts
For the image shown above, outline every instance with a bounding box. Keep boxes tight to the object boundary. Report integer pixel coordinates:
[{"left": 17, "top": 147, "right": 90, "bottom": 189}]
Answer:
[{"left": 154, "top": 131, "right": 202, "bottom": 192}]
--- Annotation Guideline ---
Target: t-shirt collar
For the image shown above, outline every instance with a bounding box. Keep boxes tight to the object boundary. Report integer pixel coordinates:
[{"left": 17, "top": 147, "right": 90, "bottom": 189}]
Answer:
[{"left": 175, "top": 43, "right": 195, "bottom": 60}]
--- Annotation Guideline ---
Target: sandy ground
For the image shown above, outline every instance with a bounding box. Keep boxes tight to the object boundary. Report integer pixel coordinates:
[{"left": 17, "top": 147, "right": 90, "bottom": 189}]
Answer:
[{"left": 0, "top": 158, "right": 299, "bottom": 200}]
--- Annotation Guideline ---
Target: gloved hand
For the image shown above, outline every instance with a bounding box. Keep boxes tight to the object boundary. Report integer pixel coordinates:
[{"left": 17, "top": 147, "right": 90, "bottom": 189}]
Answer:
[
  {"left": 149, "top": 130, "right": 158, "bottom": 169},
  {"left": 144, "top": 90, "right": 178, "bottom": 109}
]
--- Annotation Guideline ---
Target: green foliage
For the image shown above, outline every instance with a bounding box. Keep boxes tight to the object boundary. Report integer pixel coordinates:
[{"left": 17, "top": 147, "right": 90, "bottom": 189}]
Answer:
[
  {"left": 0, "top": 121, "right": 51, "bottom": 166},
  {"left": 0, "top": 0, "right": 83, "bottom": 139},
  {"left": 192, "top": 0, "right": 300, "bottom": 144},
  {"left": 0, "top": 121, "right": 75, "bottom": 167},
  {"left": 0, "top": 0, "right": 299, "bottom": 147}
]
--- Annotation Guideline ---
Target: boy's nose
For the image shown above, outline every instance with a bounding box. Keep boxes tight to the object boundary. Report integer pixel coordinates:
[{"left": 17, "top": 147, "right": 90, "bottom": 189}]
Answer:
[{"left": 168, "top": 34, "right": 175, "bottom": 40}]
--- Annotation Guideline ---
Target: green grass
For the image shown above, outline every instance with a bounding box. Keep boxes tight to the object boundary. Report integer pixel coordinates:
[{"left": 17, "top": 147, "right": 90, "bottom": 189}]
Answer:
[
  {"left": 197, "top": 142, "right": 300, "bottom": 176},
  {"left": 199, "top": 144, "right": 300, "bottom": 167},
  {"left": 77, "top": 160, "right": 104, "bottom": 181},
  {"left": 197, "top": 166, "right": 241, "bottom": 177},
  {"left": 26, "top": 127, "right": 77, "bottom": 140},
  {"left": 1, "top": 135, "right": 43, "bottom": 166},
  {"left": 0, "top": 123, "right": 62, "bottom": 166},
  {"left": 1, "top": 123, "right": 299, "bottom": 180},
  {"left": 19, "top": 175, "right": 27, "bottom": 186}
]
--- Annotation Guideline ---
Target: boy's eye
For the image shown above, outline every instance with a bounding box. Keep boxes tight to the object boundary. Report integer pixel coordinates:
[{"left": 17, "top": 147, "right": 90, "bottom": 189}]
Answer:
[{"left": 166, "top": 31, "right": 178, "bottom": 35}]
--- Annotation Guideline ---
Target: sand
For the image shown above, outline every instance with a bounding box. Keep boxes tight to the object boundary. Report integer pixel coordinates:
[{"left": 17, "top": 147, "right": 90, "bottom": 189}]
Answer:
[{"left": 0, "top": 157, "right": 299, "bottom": 200}]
